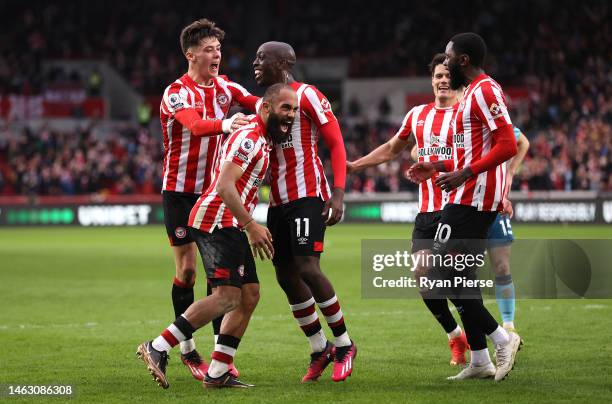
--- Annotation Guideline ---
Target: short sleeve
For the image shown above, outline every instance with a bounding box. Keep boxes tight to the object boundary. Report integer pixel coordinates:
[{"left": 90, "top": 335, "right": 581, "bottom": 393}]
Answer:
[
  {"left": 301, "top": 85, "right": 337, "bottom": 127},
  {"left": 161, "top": 84, "right": 191, "bottom": 115},
  {"left": 227, "top": 131, "right": 262, "bottom": 171},
  {"left": 395, "top": 108, "right": 416, "bottom": 140},
  {"left": 472, "top": 82, "right": 512, "bottom": 132}
]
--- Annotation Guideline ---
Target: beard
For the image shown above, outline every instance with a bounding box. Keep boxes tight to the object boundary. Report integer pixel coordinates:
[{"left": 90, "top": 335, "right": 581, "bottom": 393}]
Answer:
[
  {"left": 448, "top": 61, "right": 466, "bottom": 90},
  {"left": 267, "top": 111, "right": 292, "bottom": 144}
]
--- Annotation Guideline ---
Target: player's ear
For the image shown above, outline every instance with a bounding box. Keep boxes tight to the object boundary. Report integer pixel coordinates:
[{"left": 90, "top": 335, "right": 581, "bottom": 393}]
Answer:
[
  {"left": 185, "top": 48, "right": 194, "bottom": 62},
  {"left": 460, "top": 54, "right": 469, "bottom": 67}
]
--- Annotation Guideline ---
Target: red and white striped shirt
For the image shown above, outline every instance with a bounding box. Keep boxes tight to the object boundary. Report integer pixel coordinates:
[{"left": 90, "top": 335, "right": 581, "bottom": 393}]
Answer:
[
  {"left": 448, "top": 74, "right": 513, "bottom": 211},
  {"left": 269, "top": 82, "right": 335, "bottom": 206},
  {"left": 397, "top": 103, "right": 456, "bottom": 213},
  {"left": 160, "top": 74, "right": 257, "bottom": 194},
  {"left": 188, "top": 116, "right": 271, "bottom": 232}
]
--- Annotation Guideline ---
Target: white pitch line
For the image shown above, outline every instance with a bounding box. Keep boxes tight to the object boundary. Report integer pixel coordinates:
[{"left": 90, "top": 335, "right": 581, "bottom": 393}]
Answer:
[{"left": 0, "top": 309, "right": 426, "bottom": 331}]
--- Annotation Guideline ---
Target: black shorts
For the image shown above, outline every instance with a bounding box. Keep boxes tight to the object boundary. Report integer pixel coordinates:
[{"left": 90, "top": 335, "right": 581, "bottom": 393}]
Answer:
[
  {"left": 431, "top": 203, "right": 498, "bottom": 257},
  {"left": 427, "top": 204, "right": 498, "bottom": 298},
  {"left": 411, "top": 211, "right": 443, "bottom": 253},
  {"left": 190, "top": 226, "right": 259, "bottom": 288},
  {"left": 266, "top": 197, "right": 326, "bottom": 266},
  {"left": 163, "top": 191, "right": 199, "bottom": 246}
]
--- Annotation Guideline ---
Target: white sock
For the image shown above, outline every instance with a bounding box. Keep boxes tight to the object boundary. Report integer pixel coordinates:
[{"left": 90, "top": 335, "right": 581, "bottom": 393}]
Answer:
[
  {"left": 152, "top": 336, "right": 172, "bottom": 353},
  {"left": 488, "top": 325, "right": 510, "bottom": 346},
  {"left": 503, "top": 321, "right": 515, "bottom": 330},
  {"left": 180, "top": 339, "right": 196, "bottom": 355},
  {"left": 447, "top": 325, "right": 462, "bottom": 340},
  {"left": 470, "top": 348, "right": 491, "bottom": 366},
  {"left": 208, "top": 359, "right": 229, "bottom": 378},
  {"left": 334, "top": 331, "right": 351, "bottom": 347},
  {"left": 308, "top": 329, "right": 327, "bottom": 353}
]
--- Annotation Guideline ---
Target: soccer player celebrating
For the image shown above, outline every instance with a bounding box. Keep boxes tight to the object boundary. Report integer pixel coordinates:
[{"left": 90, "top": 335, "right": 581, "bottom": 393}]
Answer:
[
  {"left": 253, "top": 42, "right": 356, "bottom": 382},
  {"left": 408, "top": 33, "right": 522, "bottom": 381},
  {"left": 487, "top": 127, "right": 530, "bottom": 332},
  {"left": 348, "top": 53, "right": 471, "bottom": 366},
  {"left": 137, "top": 83, "right": 298, "bottom": 389},
  {"left": 158, "top": 18, "right": 259, "bottom": 381}
]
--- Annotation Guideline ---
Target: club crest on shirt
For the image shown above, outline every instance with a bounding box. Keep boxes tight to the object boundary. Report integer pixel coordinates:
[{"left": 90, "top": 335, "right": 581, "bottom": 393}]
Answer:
[
  {"left": 489, "top": 102, "right": 505, "bottom": 118},
  {"left": 320, "top": 97, "right": 332, "bottom": 112},
  {"left": 217, "top": 93, "right": 229, "bottom": 107},
  {"left": 175, "top": 227, "right": 187, "bottom": 239}
]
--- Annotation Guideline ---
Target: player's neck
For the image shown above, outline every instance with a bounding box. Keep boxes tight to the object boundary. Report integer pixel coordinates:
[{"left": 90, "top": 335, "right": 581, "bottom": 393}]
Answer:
[
  {"left": 435, "top": 97, "right": 456, "bottom": 109},
  {"left": 464, "top": 67, "right": 485, "bottom": 86},
  {"left": 283, "top": 72, "right": 295, "bottom": 84},
  {"left": 187, "top": 67, "right": 214, "bottom": 86}
]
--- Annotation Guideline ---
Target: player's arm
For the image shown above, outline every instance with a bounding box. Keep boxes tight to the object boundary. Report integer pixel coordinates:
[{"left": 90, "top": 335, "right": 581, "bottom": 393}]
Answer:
[
  {"left": 216, "top": 161, "right": 274, "bottom": 260},
  {"left": 302, "top": 86, "right": 346, "bottom": 226},
  {"left": 174, "top": 108, "right": 248, "bottom": 137},
  {"left": 348, "top": 133, "right": 415, "bottom": 173},
  {"left": 319, "top": 119, "right": 346, "bottom": 226},
  {"left": 507, "top": 131, "right": 529, "bottom": 180},
  {"left": 163, "top": 84, "right": 248, "bottom": 136},
  {"left": 435, "top": 124, "right": 517, "bottom": 192},
  {"left": 435, "top": 83, "right": 517, "bottom": 192},
  {"left": 227, "top": 80, "right": 260, "bottom": 113}
]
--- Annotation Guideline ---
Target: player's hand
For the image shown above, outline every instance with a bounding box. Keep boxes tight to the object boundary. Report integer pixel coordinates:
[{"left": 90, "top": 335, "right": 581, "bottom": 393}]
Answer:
[
  {"left": 245, "top": 222, "right": 274, "bottom": 260},
  {"left": 222, "top": 113, "right": 249, "bottom": 133},
  {"left": 501, "top": 198, "right": 514, "bottom": 218},
  {"left": 230, "top": 113, "right": 251, "bottom": 131},
  {"left": 323, "top": 188, "right": 344, "bottom": 226},
  {"left": 435, "top": 168, "right": 473, "bottom": 192},
  {"left": 346, "top": 161, "right": 357, "bottom": 174},
  {"left": 407, "top": 162, "right": 436, "bottom": 184}
]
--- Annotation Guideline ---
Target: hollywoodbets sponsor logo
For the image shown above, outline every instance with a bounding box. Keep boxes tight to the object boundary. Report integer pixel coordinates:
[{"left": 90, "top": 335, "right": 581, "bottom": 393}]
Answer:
[{"left": 418, "top": 146, "right": 452, "bottom": 158}]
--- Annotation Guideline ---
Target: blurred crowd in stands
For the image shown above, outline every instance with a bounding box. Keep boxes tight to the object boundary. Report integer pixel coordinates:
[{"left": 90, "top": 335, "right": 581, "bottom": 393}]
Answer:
[{"left": 0, "top": 0, "right": 610, "bottom": 195}]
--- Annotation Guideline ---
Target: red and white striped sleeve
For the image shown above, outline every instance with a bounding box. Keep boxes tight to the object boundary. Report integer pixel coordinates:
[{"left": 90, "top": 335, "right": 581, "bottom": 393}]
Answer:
[
  {"left": 395, "top": 107, "right": 416, "bottom": 140},
  {"left": 226, "top": 79, "right": 260, "bottom": 112},
  {"left": 225, "top": 130, "right": 263, "bottom": 171},
  {"left": 300, "top": 85, "right": 337, "bottom": 128},
  {"left": 161, "top": 83, "right": 192, "bottom": 116},
  {"left": 472, "top": 81, "right": 512, "bottom": 132}
]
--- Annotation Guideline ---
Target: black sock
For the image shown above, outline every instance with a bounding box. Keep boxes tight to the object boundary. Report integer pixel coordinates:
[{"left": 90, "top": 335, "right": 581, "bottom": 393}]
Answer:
[
  {"left": 172, "top": 277, "right": 194, "bottom": 319},
  {"left": 173, "top": 315, "right": 196, "bottom": 340},
  {"left": 450, "top": 297, "right": 498, "bottom": 350},
  {"left": 422, "top": 298, "right": 458, "bottom": 334}
]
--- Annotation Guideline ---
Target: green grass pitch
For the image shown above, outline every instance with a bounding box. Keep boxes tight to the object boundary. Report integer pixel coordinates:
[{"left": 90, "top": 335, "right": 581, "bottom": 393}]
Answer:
[{"left": 1, "top": 224, "right": 611, "bottom": 403}]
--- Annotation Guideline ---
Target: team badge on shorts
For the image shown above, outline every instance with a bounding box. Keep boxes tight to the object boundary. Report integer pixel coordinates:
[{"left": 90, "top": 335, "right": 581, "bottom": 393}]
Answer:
[
  {"left": 238, "top": 265, "right": 245, "bottom": 277},
  {"left": 217, "top": 93, "right": 229, "bottom": 107},
  {"left": 175, "top": 227, "right": 187, "bottom": 239}
]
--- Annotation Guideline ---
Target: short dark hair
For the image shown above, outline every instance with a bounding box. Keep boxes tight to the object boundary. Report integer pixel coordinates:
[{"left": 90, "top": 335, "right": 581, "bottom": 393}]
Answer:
[
  {"left": 450, "top": 32, "right": 487, "bottom": 68},
  {"left": 180, "top": 19, "right": 225, "bottom": 54},
  {"left": 428, "top": 53, "right": 447, "bottom": 75},
  {"left": 263, "top": 83, "right": 294, "bottom": 103}
]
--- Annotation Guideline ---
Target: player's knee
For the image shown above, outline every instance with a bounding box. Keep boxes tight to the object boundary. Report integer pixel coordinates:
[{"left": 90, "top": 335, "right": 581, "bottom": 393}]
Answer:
[
  {"left": 216, "top": 287, "right": 242, "bottom": 312},
  {"left": 177, "top": 267, "right": 196, "bottom": 285},
  {"left": 241, "top": 286, "right": 260, "bottom": 312},
  {"left": 493, "top": 260, "right": 510, "bottom": 276},
  {"left": 275, "top": 266, "right": 298, "bottom": 290}
]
